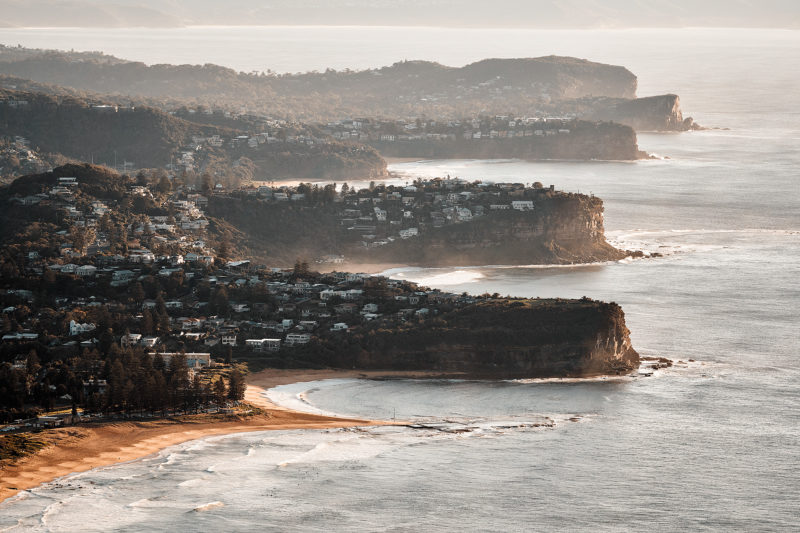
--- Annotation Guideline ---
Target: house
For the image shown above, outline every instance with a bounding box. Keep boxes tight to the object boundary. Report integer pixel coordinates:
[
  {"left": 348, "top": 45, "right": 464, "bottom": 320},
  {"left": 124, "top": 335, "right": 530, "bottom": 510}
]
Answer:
[
  {"left": 331, "top": 323, "right": 349, "bottom": 331},
  {"left": 362, "top": 303, "right": 378, "bottom": 313},
  {"left": 111, "top": 270, "right": 136, "bottom": 286},
  {"left": 221, "top": 334, "right": 237, "bottom": 346},
  {"left": 399, "top": 228, "right": 419, "bottom": 239},
  {"left": 76, "top": 265, "right": 98, "bottom": 277},
  {"left": 181, "top": 318, "right": 202, "bottom": 330},
  {"left": 121, "top": 333, "right": 142, "bottom": 347},
  {"left": 284, "top": 333, "right": 311, "bottom": 346},
  {"left": 69, "top": 320, "right": 96, "bottom": 336},
  {"left": 511, "top": 201, "right": 534, "bottom": 211},
  {"left": 155, "top": 353, "right": 212, "bottom": 369},
  {"left": 245, "top": 338, "right": 281, "bottom": 352},
  {"left": 141, "top": 336, "right": 159, "bottom": 348},
  {"left": 2, "top": 332, "right": 39, "bottom": 342},
  {"left": 183, "top": 332, "right": 203, "bottom": 342}
]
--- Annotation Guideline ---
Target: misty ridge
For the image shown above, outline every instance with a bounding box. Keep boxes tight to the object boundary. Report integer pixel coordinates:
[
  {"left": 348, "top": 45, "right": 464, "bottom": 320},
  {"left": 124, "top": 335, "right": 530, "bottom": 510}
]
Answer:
[{"left": 0, "top": 0, "right": 798, "bottom": 29}]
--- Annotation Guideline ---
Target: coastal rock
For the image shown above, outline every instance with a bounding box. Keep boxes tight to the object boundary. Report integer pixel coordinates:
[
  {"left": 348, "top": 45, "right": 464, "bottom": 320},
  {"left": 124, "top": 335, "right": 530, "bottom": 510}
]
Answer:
[
  {"left": 584, "top": 94, "right": 702, "bottom": 131},
  {"left": 325, "top": 299, "right": 640, "bottom": 378}
]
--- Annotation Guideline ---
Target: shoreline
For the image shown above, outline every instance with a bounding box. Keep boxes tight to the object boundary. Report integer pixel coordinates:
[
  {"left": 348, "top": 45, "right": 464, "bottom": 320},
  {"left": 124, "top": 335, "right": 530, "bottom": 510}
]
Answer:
[
  {"left": 0, "top": 368, "right": 451, "bottom": 505},
  {"left": 0, "top": 365, "right": 649, "bottom": 504}
]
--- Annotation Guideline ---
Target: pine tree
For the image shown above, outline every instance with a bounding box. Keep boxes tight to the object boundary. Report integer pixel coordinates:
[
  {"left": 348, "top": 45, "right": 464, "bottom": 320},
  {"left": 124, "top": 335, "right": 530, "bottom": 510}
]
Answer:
[
  {"left": 227, "top": 369, "right": 246, "bottom": 402},
  {"left": 213, "top": 376, "right": 227, "bottom": 405}
]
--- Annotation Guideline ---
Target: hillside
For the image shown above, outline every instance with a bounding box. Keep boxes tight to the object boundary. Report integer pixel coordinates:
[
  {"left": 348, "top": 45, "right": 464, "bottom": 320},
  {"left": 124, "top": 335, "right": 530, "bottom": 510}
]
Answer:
[
  {"left": 0, "top": 52, "right": 640, "bottom": 121},
  {"left": 0, "top": 89, "right": 219, "bottom": 168},
  {"left": 206, "top": 180, "right": 635, "bottom": 267},
  {"left": 0, "top": 89, "right": 387, "bottom": 179},
  {"left": 0, "top": 48, "right": 698, "bottom": 129}
]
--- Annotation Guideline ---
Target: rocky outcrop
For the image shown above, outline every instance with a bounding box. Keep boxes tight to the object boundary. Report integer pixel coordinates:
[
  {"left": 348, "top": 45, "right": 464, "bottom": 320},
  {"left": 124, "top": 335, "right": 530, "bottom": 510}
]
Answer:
[
  {"left": 583, "top": 94, "right": 701, "bottom": 131},
  {"left": 340, "top": 299, "right": 640, "bottom": 378},
  {"left": 372, "top": 121, "right": 647, "bottom": 161},
  {"left": 351, "top": 193, "right": 631, "bottom": 266}
]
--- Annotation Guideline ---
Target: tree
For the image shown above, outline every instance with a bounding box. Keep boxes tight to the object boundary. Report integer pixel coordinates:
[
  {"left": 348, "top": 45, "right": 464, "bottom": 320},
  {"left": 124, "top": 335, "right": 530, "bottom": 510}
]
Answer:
[
  {"left": 201, "top": 173, "right": 214, "bottom": 195},
  {"left": 141, "top": 309, "right": 155, "bottom": 336},
  {"left": 212, "top": 286, "right": 230, "bottom": 315},
  {"left": 217, "top": 237, "right": 232, "bottom": 261},
  {"left": 213, "top": 376, "right": 227, "bottom": 405},
  {"left": 157, "top": 175, "right": 172, "bottom": 193},
  {"left": 227, "top": 369, "right": 246, "bottom": 401}
]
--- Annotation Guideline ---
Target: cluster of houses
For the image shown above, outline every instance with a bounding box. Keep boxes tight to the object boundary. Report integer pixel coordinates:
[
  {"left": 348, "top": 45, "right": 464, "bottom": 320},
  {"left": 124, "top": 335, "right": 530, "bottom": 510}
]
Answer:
[
  {"left": 0, "top": 136, "right": 52, "bottom": 178},
  {"left": 3, "top": 254, "right": 480, "bottom": 364},
  {"left": 322, "top": 116, "right": 576, "bottom": 144},
  {"left": 12, "top": 174, "right": 218, "bottom": 272},
  {"left": 231, "top": 177, "right": 552, "bottom": 254}
]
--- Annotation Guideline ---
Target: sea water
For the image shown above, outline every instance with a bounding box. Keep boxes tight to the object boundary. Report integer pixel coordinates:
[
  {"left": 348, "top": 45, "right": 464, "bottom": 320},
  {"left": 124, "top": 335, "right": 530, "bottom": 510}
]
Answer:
[{"left": 0, "top": 27, "right": 799, "bottom": 531}]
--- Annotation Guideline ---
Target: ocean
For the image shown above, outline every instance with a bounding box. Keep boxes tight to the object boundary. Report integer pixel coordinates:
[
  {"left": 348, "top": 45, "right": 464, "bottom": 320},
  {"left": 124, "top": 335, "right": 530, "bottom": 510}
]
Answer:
[{"left": 0, "top": 27, "right": 799, "bottom": 531}]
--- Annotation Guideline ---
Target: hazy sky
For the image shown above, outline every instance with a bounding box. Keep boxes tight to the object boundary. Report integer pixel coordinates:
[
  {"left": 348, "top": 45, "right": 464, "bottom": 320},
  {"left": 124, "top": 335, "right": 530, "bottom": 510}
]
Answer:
[{"left": 1, "top": 0, "right": 799, "bottom": 29}]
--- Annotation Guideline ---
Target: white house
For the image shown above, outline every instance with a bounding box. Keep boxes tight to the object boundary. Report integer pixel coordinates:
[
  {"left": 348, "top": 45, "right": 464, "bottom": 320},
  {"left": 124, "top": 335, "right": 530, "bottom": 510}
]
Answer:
[
  {"left": 69, "top": 320, "right": 96, "bottom": 336},
  {"left": 246, "top": 338, "right": 281, "bottom": 352},
  {"left": 141, "top": 336, "right": 159, "bottom": 348},
  {"left": 121, "top": 333, "right": 142, "bottom": 347},
  {"left": 221, "top": 334, "right": 237, "bottom": 346},
  {"left": 76, "top": 265, "right": 98, "bottom": 277},
  {"left": 511, "top": 201, "right": 535, "bottom": 211},
  {"left": 285, "top": 333, "right": 311, "bottom": 346}
]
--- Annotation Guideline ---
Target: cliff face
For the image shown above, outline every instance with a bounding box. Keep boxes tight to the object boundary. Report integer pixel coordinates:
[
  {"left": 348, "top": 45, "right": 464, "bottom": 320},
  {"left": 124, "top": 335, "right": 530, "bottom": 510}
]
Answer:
[
  {"left": 352, "top": 194, "right": 628, "bottom": 266},
  {"left": 372, "top": 121, "right": 646, "bottom": 161},
  {"left": 342, "top": 300, "right": 639, "bottom": 378},
  {"left": 583, "top": 94, "right": 699, "bottom": 131}
]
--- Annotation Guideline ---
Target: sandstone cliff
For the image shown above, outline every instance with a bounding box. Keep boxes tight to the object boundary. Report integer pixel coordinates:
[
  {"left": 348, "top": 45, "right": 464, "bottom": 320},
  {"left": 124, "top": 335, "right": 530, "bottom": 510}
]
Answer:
[
  {"left": 331, "top": 299, "right": 639, "bottom": 378},
  {"left": 350, "top": 193, "right": 629, "bottom": 266},
  {"left": 583, "top": 94, "right": 700, "bottom": 131},
  {"left": 372, "top": 121, "right": 647, "bottom": 161}
]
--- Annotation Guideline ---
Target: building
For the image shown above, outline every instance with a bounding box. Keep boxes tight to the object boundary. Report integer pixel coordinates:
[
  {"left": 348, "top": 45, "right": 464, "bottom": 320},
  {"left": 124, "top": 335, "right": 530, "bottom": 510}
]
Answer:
[
  {"left": 222, "top": 334, "right": 237, "bottom": 346},
  {"left": 245, "top": 338, "right": 281, "bottom": 352},
  {"left": 285, "top": 333, "right": 311, "bottom": 346},
  {"left": 155, "top": 353, "right": 212, "bottom": 369},
  {"left": 511, "top": 201, "right": 535, "bottom": 211},
  {"left": 69, "top": 320, "right": 96, "bottom": 336},
  {"left": 76, "top": 265, "right": 98, "bottom": 277}
]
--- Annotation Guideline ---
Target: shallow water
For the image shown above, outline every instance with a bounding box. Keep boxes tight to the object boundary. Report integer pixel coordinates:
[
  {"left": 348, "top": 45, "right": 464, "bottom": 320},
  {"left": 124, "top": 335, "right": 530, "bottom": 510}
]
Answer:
[{"left": 0, "top": 27, "right": 799, "bottom": 532}]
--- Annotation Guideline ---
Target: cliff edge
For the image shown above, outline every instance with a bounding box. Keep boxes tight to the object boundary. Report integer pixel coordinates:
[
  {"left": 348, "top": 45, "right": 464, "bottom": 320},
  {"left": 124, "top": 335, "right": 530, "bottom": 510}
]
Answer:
[{"left": 312, "top": 298, "right": 640, "bottom": 378}]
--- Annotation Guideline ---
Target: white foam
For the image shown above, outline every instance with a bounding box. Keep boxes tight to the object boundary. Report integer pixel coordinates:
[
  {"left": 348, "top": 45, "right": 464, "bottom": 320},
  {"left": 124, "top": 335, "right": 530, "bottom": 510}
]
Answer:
[{"left": 264, "top": 379, "right": 357, "bottom": 417}]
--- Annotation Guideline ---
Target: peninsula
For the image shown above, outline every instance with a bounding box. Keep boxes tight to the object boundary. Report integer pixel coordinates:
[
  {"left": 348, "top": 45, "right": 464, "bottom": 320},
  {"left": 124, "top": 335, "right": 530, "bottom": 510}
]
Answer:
[
  {"left": 0, "top": 163, "right": 640, "bottom": 502},
  {"left": 0, "top": 47, "right": 699, "bottom": 132}
]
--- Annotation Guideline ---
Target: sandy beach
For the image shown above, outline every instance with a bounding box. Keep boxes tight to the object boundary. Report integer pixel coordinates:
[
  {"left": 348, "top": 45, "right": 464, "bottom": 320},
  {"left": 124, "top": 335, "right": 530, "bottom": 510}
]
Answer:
[{"left": 0, "top": 368, "right": 452, "bottom": 504}]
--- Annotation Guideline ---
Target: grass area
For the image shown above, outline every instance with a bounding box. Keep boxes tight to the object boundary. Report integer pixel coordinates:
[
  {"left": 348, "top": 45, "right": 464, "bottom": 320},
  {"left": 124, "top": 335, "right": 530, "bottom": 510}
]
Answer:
[{"left": 0, "top": 433, "right": 50, "bottom": 464}]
